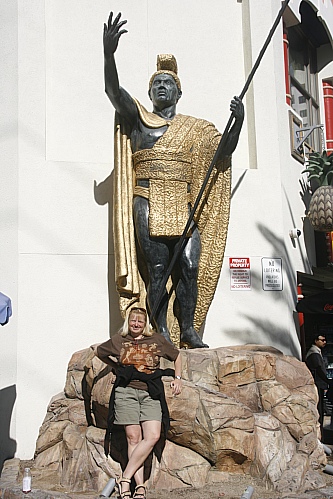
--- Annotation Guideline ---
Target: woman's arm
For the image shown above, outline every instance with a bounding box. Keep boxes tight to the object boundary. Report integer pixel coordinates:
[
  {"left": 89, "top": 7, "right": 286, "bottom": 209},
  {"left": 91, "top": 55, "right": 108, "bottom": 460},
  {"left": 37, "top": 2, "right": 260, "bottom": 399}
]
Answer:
[
  {"left": 170, "top": 353, "right": 182, "bottom": 395},
  {"left": 94, "top": 339, "right": 119, "bottom": 371}
]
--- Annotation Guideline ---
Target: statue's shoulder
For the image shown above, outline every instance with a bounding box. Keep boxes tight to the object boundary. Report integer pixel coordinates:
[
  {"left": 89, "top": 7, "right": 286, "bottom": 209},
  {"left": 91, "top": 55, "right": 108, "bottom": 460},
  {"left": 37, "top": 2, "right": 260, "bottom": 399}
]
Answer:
[
  {"left": 174, "top": 115, "right": 219, "bottom": 143},
  {"left": 133, "top": 97, "right": 167, "bottom": 128},
  {"left": 176, "top": 113, "right": 216, "bottom": 129}
]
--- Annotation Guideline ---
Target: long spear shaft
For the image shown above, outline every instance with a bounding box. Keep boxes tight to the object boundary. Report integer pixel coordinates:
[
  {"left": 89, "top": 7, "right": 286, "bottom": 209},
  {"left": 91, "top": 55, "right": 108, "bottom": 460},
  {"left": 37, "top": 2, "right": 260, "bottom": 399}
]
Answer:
[{"left": 149, "top": 0, "right": 291, "bottom": 324}]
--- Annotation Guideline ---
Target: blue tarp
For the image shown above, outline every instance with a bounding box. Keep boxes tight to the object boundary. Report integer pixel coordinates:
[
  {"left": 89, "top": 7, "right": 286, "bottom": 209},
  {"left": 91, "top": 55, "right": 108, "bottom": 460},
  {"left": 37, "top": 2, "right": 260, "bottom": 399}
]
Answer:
[{"left": 0, "top": 292, "right": 12, "bottom": 325}]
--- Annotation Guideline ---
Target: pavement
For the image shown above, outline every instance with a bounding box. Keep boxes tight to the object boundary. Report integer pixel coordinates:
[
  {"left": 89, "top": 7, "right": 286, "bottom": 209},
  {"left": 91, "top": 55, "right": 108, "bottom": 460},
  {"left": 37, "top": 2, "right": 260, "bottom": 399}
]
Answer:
[
  {"left": 2, "top": 457, "right": 333, "bottom": 499},
  {"left": 0, "top": 459, "right": 94, "bottom": 499}
]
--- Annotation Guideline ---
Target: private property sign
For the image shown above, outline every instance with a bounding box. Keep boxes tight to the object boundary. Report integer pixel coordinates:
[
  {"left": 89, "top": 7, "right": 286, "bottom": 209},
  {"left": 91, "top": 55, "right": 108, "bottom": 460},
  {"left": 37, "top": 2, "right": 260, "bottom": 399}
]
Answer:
[{"left": 229, "top": 258, "right": 251, "bottom": 290}]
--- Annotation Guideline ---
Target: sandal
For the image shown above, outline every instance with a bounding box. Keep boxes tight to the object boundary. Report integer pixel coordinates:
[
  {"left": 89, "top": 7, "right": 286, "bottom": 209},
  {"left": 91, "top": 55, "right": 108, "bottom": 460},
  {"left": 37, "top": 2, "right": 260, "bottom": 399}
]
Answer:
[
  {"left": 117, "top": 477, "right": 132, "bottom": 499},
  {"left": 133, "top": 485, "right": 146, "bottom": 499}
]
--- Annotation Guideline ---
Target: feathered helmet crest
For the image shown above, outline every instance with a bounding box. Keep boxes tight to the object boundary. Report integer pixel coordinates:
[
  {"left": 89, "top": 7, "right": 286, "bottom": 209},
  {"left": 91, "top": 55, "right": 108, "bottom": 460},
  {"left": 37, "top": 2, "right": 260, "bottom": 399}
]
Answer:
[{"left": 149, "top": 54, "right": 181, "bottom": 91}]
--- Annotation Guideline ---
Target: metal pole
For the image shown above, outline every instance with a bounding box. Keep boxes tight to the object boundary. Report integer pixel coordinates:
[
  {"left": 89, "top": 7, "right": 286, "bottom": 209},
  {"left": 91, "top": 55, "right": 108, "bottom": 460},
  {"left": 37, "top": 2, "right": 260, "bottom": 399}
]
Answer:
[
  {"left": 99, "top": 477, "right": 116, "bottom": 497},
  {"left": 150, "top": 0, "right": 291, "bottom": 325}
]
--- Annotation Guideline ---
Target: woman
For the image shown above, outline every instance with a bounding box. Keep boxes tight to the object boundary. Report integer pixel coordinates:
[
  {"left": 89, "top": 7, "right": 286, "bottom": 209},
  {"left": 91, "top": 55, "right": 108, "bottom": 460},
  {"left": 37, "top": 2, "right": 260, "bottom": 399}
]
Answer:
[{"left": 96, "top": 307, "right": 182, "bottom": 499}]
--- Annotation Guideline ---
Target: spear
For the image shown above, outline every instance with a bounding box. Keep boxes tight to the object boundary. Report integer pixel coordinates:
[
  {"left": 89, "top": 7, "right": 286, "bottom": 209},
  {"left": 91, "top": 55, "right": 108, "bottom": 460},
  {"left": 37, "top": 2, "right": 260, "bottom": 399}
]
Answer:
[{"left": 150, "top": 0, "right": 291, "bottom": 325}]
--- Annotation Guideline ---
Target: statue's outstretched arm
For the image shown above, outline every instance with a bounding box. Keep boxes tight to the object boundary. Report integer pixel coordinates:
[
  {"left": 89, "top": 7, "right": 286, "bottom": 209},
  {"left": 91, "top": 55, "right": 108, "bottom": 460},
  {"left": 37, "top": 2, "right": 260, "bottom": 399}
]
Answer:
[
  {"left": 220, "top": 96, "right": 244, "bottom": 158},
  {"left": 103, "top": 12, "right": 137, "bottom": 125}
]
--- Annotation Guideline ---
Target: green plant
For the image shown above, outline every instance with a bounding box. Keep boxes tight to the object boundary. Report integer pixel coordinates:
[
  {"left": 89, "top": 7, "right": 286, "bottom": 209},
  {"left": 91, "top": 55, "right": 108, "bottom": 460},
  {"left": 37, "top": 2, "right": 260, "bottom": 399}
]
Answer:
[{"left": 302, "top": 151, "right": 333, "bottom": 189}]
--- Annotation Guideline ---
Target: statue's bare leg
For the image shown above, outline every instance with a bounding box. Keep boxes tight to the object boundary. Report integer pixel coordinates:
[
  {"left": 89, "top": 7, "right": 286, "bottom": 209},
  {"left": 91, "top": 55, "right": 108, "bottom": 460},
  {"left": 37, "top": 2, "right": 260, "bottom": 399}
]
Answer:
[
  {"left": 175, "top": 227, "right": 209, "bottom": 348},
  {"left": 133, "top": 196, "right": 172, "bottom": 342}
]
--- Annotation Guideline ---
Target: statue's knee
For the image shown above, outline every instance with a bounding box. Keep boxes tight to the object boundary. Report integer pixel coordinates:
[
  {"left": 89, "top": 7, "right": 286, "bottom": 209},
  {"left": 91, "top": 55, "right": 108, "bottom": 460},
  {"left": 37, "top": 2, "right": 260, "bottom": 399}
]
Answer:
[
  {"left": 150, "top": 263, "right": 166, "bottom": 280},
  {"left": 182, "top": 262, "right": 199, "bottom": 280}
]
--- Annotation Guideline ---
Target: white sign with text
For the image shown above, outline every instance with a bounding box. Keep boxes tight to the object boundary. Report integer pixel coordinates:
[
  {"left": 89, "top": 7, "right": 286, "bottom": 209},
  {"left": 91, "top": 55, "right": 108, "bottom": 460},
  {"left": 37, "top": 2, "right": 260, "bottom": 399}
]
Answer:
[
  {"left": 262, "top": 258, "right": 283, "bottom": 291},
  {"left": 229, "top": 258, "right": 251, "bottom": 291}
]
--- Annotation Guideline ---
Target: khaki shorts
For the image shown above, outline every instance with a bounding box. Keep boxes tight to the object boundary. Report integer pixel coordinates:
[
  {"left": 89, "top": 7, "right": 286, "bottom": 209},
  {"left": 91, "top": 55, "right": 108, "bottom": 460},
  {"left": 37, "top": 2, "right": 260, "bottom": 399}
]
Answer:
[{"left": 113, "top": 386, "right": 162, "bottom": 425}]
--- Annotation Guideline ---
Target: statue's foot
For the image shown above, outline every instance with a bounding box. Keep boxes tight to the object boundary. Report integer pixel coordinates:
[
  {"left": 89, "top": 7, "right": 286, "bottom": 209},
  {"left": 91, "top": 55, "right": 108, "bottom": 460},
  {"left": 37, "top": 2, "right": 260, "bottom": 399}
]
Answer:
[
  {"left": 159, "top": 329, "right": 173, "bottom": 344},
  {"left": 180, "top": 328, "right": 209, "bottom": 349}
]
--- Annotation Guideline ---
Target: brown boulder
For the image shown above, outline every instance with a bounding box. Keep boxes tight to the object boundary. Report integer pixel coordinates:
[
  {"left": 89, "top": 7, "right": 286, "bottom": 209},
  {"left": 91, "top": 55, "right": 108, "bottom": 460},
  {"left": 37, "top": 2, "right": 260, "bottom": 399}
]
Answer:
[{"left": 34, "top": 344, "right": 325, "bottom": 495}]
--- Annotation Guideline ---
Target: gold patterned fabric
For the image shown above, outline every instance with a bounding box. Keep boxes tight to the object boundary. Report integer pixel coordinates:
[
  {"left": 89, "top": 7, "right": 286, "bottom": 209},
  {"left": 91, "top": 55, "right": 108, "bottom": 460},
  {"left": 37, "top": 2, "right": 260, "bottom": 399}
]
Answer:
[
  {"left": 133, "top": 149, "right": 192, "bottom": 181},
  {"left": 149, "top": 179, "right": 189, "bottom": 237},
  {"left": 133, "top": 144, "right": 193, "bottom": 237},
  {"left": 113, "top": 99, "right": 231, "bottom": 342}
]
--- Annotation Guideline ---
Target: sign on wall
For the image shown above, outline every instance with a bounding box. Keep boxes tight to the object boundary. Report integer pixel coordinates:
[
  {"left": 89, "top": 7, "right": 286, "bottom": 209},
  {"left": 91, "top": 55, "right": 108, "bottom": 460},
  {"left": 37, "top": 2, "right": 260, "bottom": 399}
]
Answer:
[
  {"left": 229, "top": 258, "right": 251, "bottom": 291},
  {"left": 261, "top": 258, "right": 283, "bottom": 291}
]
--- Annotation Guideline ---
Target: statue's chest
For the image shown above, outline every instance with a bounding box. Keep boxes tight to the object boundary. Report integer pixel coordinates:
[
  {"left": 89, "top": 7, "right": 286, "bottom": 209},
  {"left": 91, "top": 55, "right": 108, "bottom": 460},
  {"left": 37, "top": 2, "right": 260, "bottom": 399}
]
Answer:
[{"left": 131, "top": 122, "right": 168, "bottom": 152}]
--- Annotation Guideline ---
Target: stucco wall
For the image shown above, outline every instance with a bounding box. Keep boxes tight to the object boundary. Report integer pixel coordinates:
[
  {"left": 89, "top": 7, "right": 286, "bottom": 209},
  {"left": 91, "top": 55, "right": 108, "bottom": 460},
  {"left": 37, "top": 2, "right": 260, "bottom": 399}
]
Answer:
[
  {"left": 0, "top": 0, "right": 18, "bottom": 469},
  {"left": 1, "top": 0, "right": 332, "bottom": 460}
]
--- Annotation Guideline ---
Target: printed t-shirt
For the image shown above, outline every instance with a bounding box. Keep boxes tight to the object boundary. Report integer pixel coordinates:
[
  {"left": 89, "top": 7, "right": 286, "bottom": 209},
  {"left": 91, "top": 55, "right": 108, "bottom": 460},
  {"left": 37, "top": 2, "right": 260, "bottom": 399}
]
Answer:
[{"left": 97, "top": 332, "right": 179, "bottom": 390}]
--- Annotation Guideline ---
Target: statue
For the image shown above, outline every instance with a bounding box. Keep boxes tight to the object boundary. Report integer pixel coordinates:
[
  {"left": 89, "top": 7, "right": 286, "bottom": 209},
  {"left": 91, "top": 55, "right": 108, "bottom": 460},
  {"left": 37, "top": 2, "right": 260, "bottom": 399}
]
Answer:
[{"left": 104, "top": 12, "right": 244, "bottom": 348}]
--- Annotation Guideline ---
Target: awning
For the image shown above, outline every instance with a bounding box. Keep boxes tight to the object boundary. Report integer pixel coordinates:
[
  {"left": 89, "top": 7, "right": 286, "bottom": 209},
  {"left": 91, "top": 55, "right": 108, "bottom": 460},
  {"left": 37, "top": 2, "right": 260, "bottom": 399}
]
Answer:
[
  {"left": 296, "top": 291, "right": 333, "bottom": 314},
  {"left": 300, "top": 1, "right": 333, "bottom": 72},
  {"left": 285, "top": 1, "right": 333, "bottom": 72}
]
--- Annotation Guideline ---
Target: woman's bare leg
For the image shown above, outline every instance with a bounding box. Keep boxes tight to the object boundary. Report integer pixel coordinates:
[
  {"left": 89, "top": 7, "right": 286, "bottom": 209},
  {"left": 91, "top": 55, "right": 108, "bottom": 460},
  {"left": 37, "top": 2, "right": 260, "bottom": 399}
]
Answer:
[
  {"left": 122, "top": 420, "right": 161, "bottom": 488},
  {"left": 124, "top": 424, "right": 144, "bottom": 488}
]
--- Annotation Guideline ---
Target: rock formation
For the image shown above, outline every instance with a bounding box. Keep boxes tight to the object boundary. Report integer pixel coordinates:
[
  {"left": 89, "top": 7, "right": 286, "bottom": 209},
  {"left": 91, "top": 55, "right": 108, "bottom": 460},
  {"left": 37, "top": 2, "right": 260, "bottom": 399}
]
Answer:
[{"left": 34, "top": 344, "right": 327, "bottom": 495}]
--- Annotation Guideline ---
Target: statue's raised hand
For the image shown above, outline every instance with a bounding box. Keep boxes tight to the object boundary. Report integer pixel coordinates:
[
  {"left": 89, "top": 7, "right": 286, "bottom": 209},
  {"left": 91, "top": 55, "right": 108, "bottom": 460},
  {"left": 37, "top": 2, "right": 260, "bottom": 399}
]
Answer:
[{"left": 103, "top": 12, "right": 127, "bottom": 58}]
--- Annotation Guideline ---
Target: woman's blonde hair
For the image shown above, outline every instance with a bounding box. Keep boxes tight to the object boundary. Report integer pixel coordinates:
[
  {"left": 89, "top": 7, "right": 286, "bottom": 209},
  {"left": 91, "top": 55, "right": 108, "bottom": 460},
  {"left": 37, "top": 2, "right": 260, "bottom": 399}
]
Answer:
[{"left": 120, "top": 307, "right": 153, "bottom": 337}]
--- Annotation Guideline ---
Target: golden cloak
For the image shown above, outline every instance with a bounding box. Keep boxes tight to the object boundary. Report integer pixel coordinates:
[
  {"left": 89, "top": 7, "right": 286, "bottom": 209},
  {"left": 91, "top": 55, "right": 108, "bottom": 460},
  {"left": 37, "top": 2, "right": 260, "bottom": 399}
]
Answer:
[{"left": 113, "top": 99, "right": 231, "bottom": 344}]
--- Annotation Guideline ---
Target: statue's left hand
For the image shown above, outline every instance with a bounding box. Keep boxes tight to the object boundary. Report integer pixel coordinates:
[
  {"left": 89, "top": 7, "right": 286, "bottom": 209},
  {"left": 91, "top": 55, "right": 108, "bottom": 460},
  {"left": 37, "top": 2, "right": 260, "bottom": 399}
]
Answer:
[
  {"left": 230, "top": 96, "right": 244, "bottom": 122},
  {"left": 218, "top": 96, "right": 244, "bottom": 158}
]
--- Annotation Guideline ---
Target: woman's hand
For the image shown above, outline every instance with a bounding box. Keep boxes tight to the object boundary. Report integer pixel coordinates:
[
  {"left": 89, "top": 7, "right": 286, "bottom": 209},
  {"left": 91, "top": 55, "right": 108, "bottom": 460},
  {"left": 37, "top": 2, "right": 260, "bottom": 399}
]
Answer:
[
  {"left": 170, "top": 378, "right": 182, "bottom": 395},
  {"left": 171, "top": 353, "right": 182, "bottom": 395}
]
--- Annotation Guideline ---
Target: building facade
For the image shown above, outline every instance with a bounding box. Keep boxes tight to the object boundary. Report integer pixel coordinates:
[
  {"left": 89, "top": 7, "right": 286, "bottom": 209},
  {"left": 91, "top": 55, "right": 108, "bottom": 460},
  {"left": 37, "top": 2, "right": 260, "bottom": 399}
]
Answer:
[{"left": 1, "top": 0, "right": 333, "bottom": 462}]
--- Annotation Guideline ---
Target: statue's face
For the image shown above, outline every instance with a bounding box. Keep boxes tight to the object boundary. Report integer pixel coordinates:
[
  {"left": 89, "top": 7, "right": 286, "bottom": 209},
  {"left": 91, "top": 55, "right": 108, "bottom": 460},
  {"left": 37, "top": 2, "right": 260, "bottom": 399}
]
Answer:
[{"left": 149, "top": 74, "right": 181, "bottom": 109}]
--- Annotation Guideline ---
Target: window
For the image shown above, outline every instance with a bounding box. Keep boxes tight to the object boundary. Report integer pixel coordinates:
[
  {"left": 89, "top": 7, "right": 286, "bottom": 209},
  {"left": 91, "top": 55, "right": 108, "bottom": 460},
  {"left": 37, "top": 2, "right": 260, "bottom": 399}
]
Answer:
[{"left": 288, "top": 26, "right": 320, "bottom": 151}]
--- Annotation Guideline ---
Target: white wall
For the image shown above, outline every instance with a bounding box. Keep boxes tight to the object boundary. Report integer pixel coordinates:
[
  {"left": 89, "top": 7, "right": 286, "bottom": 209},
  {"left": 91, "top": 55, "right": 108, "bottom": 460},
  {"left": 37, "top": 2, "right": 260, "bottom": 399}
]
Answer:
[
  {"left": 15, "top": 0, "right": 113, "bottom": 457},
  {"left": 0, "top": 0, "right": 18, "bottom": 469},
  {"left": 206, "top": 0, "right": 303, "bottom": 357},
  {"left": 2, "top": 0, "right": 332, "bottom": 460}
]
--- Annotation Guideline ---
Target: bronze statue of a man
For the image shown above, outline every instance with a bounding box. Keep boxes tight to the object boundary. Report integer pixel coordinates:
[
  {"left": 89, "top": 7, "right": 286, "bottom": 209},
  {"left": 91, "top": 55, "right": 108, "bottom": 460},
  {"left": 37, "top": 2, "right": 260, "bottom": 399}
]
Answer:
[{"left": 104, "top": 12, "right": 244, "bottom": 348}]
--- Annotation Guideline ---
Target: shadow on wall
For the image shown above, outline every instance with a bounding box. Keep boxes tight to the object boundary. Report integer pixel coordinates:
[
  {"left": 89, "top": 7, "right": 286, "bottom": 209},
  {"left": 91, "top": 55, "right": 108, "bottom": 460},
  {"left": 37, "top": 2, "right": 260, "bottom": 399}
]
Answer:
[
  {"left": 257, "top": 222, "right": 302, "bottom": 305},
  {"left": 221, "top": 221, "right": 310, "bottom": 358},
  {"left": 0, "top": 385, "right": 17, "bottom": 473},
  {"left": 223, "top": 316, "right": 300, "bottom": 358},
  {"left": 94, "top": 172, "right": 123, "bottom": 337},
  {"left": 257, "top": 221, "right": 308, "bottom": 357}
]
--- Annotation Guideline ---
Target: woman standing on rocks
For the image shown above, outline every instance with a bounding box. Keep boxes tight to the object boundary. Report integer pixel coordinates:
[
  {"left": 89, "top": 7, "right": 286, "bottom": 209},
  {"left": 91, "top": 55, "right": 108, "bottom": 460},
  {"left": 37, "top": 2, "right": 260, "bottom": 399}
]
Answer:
[{"left": 96, "top": 307, "right": 182, "bottom": 499}]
